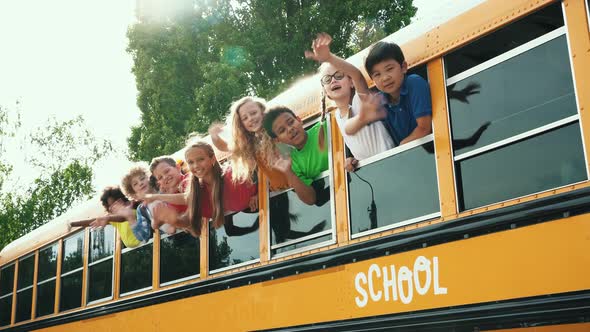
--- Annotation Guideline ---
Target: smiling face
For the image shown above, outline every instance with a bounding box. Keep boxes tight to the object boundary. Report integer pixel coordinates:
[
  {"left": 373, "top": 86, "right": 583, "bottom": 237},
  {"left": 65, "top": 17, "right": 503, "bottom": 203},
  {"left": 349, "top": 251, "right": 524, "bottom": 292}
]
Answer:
[
  {"left": 321, "top": 64, "right": 353, "bottom": 102},
  {"left": 130, "top": 174, "right": 150, "bottom": 197},
  {"left": 237, "top": 101, "right": 264, "bottom": 133},
  {"left": 370, "top": 59, "right": 408, "bottom": 99},
  {"left": 185, "top": 146, "right": 215, "bottom": 179},
  {"left": 152, "top": 161, "right": 183, "bottom": 193},
  {"left": 271, "top": 112, "right": 307, "bottom": 149}
]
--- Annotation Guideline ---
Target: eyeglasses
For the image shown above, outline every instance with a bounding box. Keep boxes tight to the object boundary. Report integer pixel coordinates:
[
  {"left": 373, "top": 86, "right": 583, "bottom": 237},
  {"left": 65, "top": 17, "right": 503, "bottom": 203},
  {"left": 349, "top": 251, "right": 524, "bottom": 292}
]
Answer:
[
  {"left": 321, "top": 71, "right": 345, "bottom": 85},
  {"left": 107, "top": 198, "right": 123, "bottom": 213}
]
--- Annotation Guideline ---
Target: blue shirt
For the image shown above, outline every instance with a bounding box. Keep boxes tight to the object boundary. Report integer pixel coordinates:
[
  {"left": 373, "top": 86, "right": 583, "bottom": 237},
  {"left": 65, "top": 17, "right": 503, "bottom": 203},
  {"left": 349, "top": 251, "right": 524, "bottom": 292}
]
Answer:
[{"left": 380, "top": 74, "right": 432, "bottom": 146}]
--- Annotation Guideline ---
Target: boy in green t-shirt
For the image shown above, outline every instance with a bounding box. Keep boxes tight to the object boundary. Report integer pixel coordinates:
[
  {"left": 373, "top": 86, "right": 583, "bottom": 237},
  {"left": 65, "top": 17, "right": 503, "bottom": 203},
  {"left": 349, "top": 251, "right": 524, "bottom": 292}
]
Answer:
[{"left": 263, "top": 106, "right": 329, "bottom": 205}]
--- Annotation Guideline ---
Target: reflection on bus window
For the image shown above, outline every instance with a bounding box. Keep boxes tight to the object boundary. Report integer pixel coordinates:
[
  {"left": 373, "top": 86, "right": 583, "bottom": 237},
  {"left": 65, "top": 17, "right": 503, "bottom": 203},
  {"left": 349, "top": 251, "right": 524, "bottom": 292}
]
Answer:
[
  {"left": 120, "top": 242, "right": 152, "bottom": 295},
  {"left": 270, "top": 175, "right": 332, "bottom": 256},
  {"left": 446, "top": 3, "right": 587, "bottom": 211},
  {"left": 348, "top": 140, "right": 440, "bottom": 237},
  {"left": 60, "top": 232, "right": 84, "bottom": 312},
  {"left": 0, "top": 264, "right": 14, "bottom": 326},
  {"left": 160, "top": 231, "right": 199, "bottom": 285},
  {"left": 37, "top": 244, "right": 58, "bottom": 318},
  {"left": 87, "top": 226, "right": 115, "bottom": 303},
  {"left": 15, "top": 254, "right": 35, "bottom": 323},
  {"left": 209, "top": 210, "right": 259, "bottom": 273}
]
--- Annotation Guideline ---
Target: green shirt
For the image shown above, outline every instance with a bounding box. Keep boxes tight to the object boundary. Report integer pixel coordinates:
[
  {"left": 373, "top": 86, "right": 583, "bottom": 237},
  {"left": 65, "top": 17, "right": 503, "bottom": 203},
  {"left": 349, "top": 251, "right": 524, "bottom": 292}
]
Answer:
[{"left": 291, "top": 121, "right": 329, "bottom": 185}]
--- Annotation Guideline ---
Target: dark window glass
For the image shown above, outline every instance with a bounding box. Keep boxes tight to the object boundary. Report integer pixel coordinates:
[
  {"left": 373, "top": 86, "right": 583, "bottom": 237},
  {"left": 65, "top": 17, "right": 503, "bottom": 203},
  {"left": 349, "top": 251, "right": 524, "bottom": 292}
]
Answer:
[
  {"left": 273, "top": 234, "right": 332, "bottom": 255},
  {"left": 457, "top": 123, "right": 586, "bottom": 210},
  {"left": 445, "top": 3, "right": 563, "bottom": 78},
  {"left": 349, "top": 142, "right": 440, "bottom": 235},
  {"left": 38, "top": 245, "right": 58, "bottom": 282},
  {"left": 448, "top": 35, "right": 576, "bottom": 155},
  {"left": 17, "top": 256, "right": 35, "bottom": 290},
  {"left": 160, "top": 232, "right": 199, "bottom": 284},
  {"left": 87, "top": 260, "right": 113, "bottom": 303},
  {"left": 36, "top": 280, "right": 55, "bottom": 317},
  {"left": 120, "top": 244, "right": 152, "bottom": 295},
  {"left": 15, "top": 288, "right": 32, "bottom": 323},
  {"left": 59, "top": 271, "right": 82, "bottom": 312},
  {"left": 89, "top": 226, "right": 114, "bottom": 263},
  {"left": 209, "top": 211, "right": 259, "bottom": 272},
  {"left": 0, "top": 296, "right": 11, "bottom": 326},
  {"left": 407, "top": 65, "right": 428, "bottom": 82},
  {"left": 62, "top": 232, "right": 84, "bottom": 274},
  {"left": 270, "top": 177, "right": 332, "bottom": 256},
  {"left": 0, "top": 265, "right": 15, "bottom": 296}
]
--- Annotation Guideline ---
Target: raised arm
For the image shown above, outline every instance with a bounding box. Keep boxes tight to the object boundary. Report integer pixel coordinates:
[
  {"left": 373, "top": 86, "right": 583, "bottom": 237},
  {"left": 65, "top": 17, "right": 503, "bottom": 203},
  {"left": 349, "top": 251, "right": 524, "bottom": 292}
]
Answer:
[
  {"left": 305, "top": 32, "right": 369, "bottom": 94},
  {"left": 209, "top": 122, "right": 230, "bottom": 152},
  {"left": 143, "top": 193, "right": 187, "bottom": 205},
  {"left": 344, "top": 93, "right": 387, "bottom": 135}
]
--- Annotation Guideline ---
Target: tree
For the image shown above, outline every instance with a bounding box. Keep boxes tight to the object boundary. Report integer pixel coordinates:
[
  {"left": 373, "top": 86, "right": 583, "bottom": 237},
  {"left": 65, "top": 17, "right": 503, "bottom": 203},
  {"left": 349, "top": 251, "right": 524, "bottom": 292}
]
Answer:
[
  {"left": 126, "top": 0, "right": 417, "bottom": 161},
  {"left": 0, "top": 113, "right": 113, "bottom": 251}
]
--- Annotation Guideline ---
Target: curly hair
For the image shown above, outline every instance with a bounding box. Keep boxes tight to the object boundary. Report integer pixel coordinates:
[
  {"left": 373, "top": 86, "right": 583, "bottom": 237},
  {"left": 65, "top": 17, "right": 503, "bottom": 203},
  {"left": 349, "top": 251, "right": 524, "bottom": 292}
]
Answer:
[
  {"left": 99, "top": 186, "right": 128, "bottom": 211},
  {"left": 121, "top": 164, "right": 150, "bottom": 200},
  {"left": 228, "top": 96, "right": 279, "bottom": 184}
]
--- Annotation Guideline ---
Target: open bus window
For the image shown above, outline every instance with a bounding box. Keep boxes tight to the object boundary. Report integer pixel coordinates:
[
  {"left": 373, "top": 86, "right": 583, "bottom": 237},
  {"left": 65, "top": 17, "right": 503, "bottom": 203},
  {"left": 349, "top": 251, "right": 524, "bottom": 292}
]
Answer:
[
  {"left": 0, "top": 263, "right": 15, "bottom": 326},
  {"left": 445, "top": 3, "right": 587, "bottom": 211},
  {"left": 87, "top": 226, "right": 115, "bottom": 304},
  {"left": 36, "top": 244, "right": 58, "bottom": 318},
  {"left": 14, "top": 254, "right": 34, "bottom": 323},
  {"left": 270, "top": 172, "right": 333, "bottom": 256},
  {"left": 209, "top": 210, "right": 259, "bottom": 273},
  {"left": 120, "top": 241, "right": 152, "bottom": 296},
  {"left": 60, "top": 231, "right": 84, "bottom": 312},
  {"left": 160, "top": 231, "right": 199, "bottom": 285},
  {"left": 348, "top": 138, "right": 440, "bottom": 237}
]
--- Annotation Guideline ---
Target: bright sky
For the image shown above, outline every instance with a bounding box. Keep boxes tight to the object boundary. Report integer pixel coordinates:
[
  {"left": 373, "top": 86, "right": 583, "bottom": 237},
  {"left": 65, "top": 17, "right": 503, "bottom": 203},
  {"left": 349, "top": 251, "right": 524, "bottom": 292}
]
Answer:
[
  {"left": 0, "top": 0, "right": 140, "bottom": 192},
  {"left": 0, "top": 0, "right": 434, "bottom": 195}
]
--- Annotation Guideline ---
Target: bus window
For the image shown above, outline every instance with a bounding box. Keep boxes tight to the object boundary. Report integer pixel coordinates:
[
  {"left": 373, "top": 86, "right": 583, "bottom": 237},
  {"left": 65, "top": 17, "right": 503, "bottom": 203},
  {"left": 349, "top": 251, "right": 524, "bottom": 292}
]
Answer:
[
  {"left": 0, "top": 263, "right": 14, "bottom": 327},
  {"left": 270, "top": 171, "right": 333, "bottom": 256},
  {"left": 14, "top": 254, "right": 35, "bottom": 323},
  {"left": 209, "top": 211, "right": 259, "bottom": 273},
  {"left": 60, "top": 231, "right": 84, "bottom": 312},
  {"left": 119, "top": 241, "right": 152, "bottom": 296},
  {"left": 87, "top": 226, "right": 115, "bottom": 304},
  {"left": 160, "top": 231, "right": 199, "bottom": 285},
  {"left": 348, "top": 138, "right": 440, "bottom": 237},
  {"left": 445, "top": 2, "right": 587, "bottom": 211},
  {"left": 36, "top": 244, "right": 58, "bottom": 318}
]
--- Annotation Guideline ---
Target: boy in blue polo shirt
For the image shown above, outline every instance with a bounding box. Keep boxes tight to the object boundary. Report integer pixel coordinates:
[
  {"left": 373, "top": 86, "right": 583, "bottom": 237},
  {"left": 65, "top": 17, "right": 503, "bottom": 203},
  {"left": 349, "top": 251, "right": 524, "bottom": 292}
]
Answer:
[{"left": 345, "top": 41, "right": 432, "bottom": 146}]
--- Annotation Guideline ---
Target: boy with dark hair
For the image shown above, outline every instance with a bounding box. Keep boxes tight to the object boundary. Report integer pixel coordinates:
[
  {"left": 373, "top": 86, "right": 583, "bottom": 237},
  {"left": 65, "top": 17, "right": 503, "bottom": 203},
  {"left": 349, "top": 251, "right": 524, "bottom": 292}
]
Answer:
[
  {"left": 347, "top": 41, "right": 432, "bottom": 146},
  {"left": 263, "top": 106, "right": 329, "bottom": 205}
]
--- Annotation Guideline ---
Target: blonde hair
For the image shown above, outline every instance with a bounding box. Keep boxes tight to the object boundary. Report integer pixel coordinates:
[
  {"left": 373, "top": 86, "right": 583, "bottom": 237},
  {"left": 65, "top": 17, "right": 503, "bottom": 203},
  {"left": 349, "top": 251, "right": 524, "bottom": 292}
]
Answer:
[
  {"left": 228, "top": 96, "right": 278, "bottom": 184},
  {"left": 185, "top": 141, "right": 225, "bottom": 235},
  {"left": 121, "top": 164, "right": 150, "bottom": 200}
]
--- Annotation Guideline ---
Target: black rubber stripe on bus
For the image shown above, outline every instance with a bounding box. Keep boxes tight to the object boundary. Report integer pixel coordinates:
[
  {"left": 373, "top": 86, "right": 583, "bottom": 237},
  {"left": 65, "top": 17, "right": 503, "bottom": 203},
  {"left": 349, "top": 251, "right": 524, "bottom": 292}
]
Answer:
[{"left": 5, "top": 186, "right": 590, "bottom": 331}]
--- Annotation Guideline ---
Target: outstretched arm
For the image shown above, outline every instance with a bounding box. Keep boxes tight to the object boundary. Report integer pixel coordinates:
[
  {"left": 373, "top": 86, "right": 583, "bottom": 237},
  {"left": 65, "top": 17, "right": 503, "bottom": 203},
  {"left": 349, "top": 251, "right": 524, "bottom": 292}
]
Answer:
[
  {"left": 209, "top": 122, "right": 230, "bottom": 152},
  {"left": 305, "top": 33, "right": 369, "bottom": 95},
  {"left": 143, "top": 193, "right": 187, "bottom": 205},
  {"left": 272, "top": 157, "right": 316, "bottom": 205}
]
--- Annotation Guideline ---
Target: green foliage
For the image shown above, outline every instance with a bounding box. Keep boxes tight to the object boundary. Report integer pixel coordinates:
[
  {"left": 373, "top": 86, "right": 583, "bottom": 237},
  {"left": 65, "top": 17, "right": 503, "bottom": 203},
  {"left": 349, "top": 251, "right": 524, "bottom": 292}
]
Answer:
[
  {"left": 0, "top": 113, "right": 113, "bottom": 251},
  {"left": 126, "top": 0, "right": 416, "bottom": 161}
]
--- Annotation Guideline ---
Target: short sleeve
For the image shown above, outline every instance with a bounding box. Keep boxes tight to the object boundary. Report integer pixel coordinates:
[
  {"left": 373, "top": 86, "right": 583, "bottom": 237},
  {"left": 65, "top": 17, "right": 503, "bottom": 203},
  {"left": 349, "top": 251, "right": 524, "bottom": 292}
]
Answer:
[{"left": 407, "top": 75, "right": 432, "bottom": 119}]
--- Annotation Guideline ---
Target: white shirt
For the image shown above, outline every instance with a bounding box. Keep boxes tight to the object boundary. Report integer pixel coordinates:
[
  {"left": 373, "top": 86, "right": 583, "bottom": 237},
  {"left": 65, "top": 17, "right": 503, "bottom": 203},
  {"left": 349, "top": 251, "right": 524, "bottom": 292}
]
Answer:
[{"left": 333, "top": 94, "right": 394, "bottom": 160}]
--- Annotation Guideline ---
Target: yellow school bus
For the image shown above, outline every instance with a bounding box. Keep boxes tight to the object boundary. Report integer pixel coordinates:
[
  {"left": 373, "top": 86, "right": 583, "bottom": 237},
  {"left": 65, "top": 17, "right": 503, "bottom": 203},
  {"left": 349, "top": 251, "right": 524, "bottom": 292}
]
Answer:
[{"left": 1, "top": 0, "right": 590, "bottom": 331}]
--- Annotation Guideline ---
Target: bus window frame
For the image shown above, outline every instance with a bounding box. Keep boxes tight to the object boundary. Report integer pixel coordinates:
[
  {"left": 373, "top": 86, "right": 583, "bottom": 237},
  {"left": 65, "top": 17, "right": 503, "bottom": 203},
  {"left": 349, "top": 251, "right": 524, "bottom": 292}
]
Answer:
[
  {"left": 0, "top": 262, "right": 15, "bottom": 328},
  {"left": 35, "top": 243, "right": 58, "bottom": 318},
  {"left": 266, "top": 114, "right": 337, "bottom": 260},
  {"left": 445, "top": 14, "right": 588, "bottom": 213},
  {"left": 347, "top": 134, "right": 442, "bottom": 240},
  {"left": 119, "top": 237, "right": 154, "bottom": 298},
  {"left": 85, "top": 227, "right": 115, "bottom": 306},
  {"left": 58, "top": 231, "right": 85, "bottom": 313},
  {"left": 14, "top": 252, "right": 35, "bottom": 323},
  {"left": 158, "top": 230, "right": 200, "bottom": 286}
]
